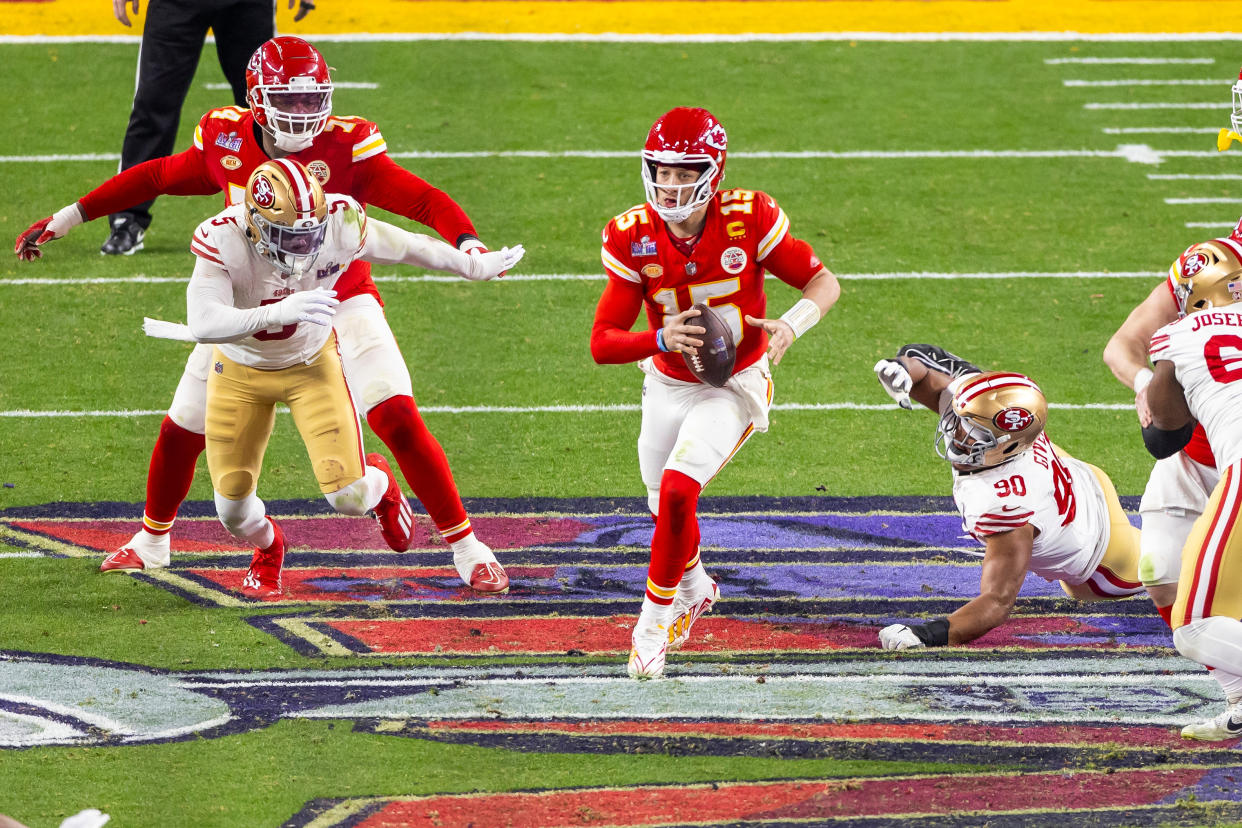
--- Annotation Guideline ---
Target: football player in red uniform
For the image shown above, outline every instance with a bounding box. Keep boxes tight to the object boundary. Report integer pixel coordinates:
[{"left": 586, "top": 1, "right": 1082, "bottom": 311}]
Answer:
[
  {"left": 14, "top": 36, "right": 510, "bottom": 593},
  {"left": 590, "top": 107, "right": 841, "bottom": 678}
]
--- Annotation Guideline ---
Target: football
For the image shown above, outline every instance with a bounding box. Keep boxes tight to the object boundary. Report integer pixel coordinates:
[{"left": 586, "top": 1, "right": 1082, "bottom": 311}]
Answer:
[{"left": 682, "top": 303, "right": 736, "bottom": 387}]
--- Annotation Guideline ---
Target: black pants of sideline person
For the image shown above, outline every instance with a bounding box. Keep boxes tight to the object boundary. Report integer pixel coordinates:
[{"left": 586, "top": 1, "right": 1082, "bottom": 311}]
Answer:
[{"left": 112, "top": 0, "right": 276, "bottom": 233}]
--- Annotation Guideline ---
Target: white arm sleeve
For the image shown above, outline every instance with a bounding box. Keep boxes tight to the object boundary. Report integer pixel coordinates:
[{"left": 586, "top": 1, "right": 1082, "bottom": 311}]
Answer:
[
  {"left": 186, "top": 258, "right": 279, "bottom": 343},
  {"left": 361, "top": 216, "right": 477, "bottom": 276}
]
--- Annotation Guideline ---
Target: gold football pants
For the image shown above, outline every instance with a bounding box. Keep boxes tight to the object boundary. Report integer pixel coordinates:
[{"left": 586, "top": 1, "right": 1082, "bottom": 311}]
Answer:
[
  {"left": 1173, "top": 461, "right": 1242, "bottom": 630},
  {"left": 205, "top": 334, "right": 366, "bottom": 499}
]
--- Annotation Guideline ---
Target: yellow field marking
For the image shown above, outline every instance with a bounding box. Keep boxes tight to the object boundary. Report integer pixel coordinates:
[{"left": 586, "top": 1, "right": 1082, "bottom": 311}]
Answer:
[
  {"left": 271, "top": 617, "right": 354, "bottom": 656},
  {"left": 0, "top": 1, "right": 1237, "bottom": 38}
]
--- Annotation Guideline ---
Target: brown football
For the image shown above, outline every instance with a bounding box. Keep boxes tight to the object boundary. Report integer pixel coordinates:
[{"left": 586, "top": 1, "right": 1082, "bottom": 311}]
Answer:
[{"left": 682, "top": 303, "right": 736, "bottom": 387}]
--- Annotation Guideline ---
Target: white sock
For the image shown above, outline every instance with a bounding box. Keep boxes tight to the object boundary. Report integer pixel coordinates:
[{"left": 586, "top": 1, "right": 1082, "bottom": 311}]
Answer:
[
  {"left": 1207, "top": 666, "right": 1242, "bottom": 704},
  {"left": 325, "top": 467, "right": 388, "bottom": 516},
  {"left": 637, "top": 597, "right": 675, "bottom": 632},
  {"left": 214, "top": 493, "right": 272, "bottom": 548},
  {"left": 1174, "top": 616, "right": 1242, "bottom": 677},
  {"left": 680, "top": 559, "right": 712, "bottom": 592}
]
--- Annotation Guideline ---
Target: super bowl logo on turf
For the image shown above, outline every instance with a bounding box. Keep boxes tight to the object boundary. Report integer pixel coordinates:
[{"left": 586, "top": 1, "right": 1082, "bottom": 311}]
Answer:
[
  {"left": 994, "top": 407, "right": 1033, "bottom": 432},
  {"left": 720, "top": 246, "right": 747, "bottom": 274},
  {"left": 251, "top": 175, "right": 275, "bottom": 208}
]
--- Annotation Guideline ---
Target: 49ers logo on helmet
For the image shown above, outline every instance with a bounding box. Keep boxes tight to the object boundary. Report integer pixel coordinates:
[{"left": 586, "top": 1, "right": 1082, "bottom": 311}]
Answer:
[
  {"left": 1183, "top": 252, "right": 1209, "bottom": 277},
  {"left": 993, "top": 407, "right": 1034, "bottom": 432},
  {"left": 251, "top": 175, "right": 276, "bottom": 208}
]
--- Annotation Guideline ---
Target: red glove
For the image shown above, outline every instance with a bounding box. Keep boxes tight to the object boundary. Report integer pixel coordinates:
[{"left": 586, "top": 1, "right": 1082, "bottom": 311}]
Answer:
[
  {"left": 15, "top": 217, "right": 54, "bottom": 261},
  {"left": 14, "top": 204, "right": 84, "bottom": 262}
]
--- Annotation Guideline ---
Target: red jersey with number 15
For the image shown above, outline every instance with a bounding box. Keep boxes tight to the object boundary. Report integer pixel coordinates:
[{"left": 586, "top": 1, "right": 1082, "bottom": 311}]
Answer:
[{"left": 600, "top": 189, "right": 821, "bottom": 383}]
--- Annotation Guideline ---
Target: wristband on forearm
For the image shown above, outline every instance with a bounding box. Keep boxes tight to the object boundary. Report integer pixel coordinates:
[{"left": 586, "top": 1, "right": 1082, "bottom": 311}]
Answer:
[
  {"left": 656, "top": 328, "right": 670, "bottom": 352},
  {"left": 53, "top": 203, "right": 85, "bottom": 232},
  {"left": 1133, "top": 367, "right": 1154, "bottom": 394},
  {"left": 909, "top": 617, "right": 950, "bottom": 647},
  {"left": 779, "top": 297, "right": 822, "bottom": 338}
]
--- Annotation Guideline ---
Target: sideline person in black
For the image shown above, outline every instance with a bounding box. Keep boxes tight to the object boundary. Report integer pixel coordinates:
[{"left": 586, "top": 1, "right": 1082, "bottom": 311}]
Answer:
[{"left": 103, "top": 0, "right": 314, "bottom": 254}]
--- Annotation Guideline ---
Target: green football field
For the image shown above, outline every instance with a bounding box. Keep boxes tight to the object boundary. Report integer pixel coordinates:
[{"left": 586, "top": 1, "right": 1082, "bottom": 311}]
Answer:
[{"left": 4, "top": 36, "right": 1242, "bottom": 828}]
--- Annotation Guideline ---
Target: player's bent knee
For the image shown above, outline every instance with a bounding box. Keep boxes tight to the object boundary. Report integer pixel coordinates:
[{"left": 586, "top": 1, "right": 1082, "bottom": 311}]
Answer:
[
  {"left": 216, "top": 470, "right": 257, "bottom": 501},
  {"left": 214, "top": 492, "right": 265, "bottom": 537},
  {"left": 313, "top": 456, "right": 353, "bottom": 493},
  {"left": 1173, "top": 620, "right": 1208, "bottom": 660}
]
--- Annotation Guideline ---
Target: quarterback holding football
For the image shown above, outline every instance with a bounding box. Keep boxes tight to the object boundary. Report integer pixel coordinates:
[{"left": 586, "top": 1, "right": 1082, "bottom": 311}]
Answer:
[
  {"left": 873, "top": 345, "right": 1149, "bottom": 650},
  {"left": 590, "top": 106, "right": 841, "bottom": 679}
]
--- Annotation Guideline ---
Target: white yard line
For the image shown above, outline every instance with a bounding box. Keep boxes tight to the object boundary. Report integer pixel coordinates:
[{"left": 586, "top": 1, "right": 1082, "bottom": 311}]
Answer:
[
  {"left": 6, "top": 33, "right": 1242, "bottom": 44},
  {"left": 1165, "top": 197, "right": 1242, "bottom": 204},
  {"left": 1046, "top": 57, "right": 1216, "bottom": 65},
  {"left": 0, "top": 146, "right": 1216, "bottom": 165},
  {"left": 1065, "top": 79, "right": 1224, "bottom": 87},
  {"left": 1084, "top": 102, "right": 1230, "bottom": 109},
  {"left": 1103, "top": 127, "right": 1219, "bottom": 134},
  {"left": 0, "top": 271, "right": 1167, "bottom": 287},
  {"left": 204, "top": 81, "right": 378, "bottom": 89},
  {"left": 1149, "top": 173, "right": 1242, "bottom": 180},
  {"left": 1185, "top": 221, "right": 1240, "bottom": 228},
  {"left": 0, "top": 402, "right": 1137, "bottom": 418}
]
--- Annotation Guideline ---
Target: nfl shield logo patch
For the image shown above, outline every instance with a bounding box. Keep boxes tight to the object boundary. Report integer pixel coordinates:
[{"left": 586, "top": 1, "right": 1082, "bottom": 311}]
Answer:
[{"left": 214, "top": 361, "right": 224, "bottom": 374}]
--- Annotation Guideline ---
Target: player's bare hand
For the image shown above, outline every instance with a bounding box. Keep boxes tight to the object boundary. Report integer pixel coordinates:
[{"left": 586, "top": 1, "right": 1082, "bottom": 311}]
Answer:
[
  {"left": 274, "top": 287, "right": 338, "bottom": 327},
  {"left": 1135, "top": 386, "right": 1154, "bottom": 428},
  {"left": 113, "top": 0, "right": 139, "bottom": 26},
  {"left": 662, "top": 307, "right": 706, "bottom": 355},
  {"left": 744, "top": 314, "right": 795, "bottom": 366}
]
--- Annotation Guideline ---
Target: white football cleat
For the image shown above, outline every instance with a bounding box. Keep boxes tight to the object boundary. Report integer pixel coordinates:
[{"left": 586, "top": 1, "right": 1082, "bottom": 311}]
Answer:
[
  {"left": 100, "top": 530, "right": 170, "bottom": 573},
  {"left": 1181, "top": 699, "right": 1242, "bottom": 741},
  {"left": 452, "top": 537, "right": 509, "bottom": 594},
  {"left": 667, "top": 576, "right": 718, "bottom": 650},
  {"left": 627, "top": 621, "right": 669, "bottom": 679}
]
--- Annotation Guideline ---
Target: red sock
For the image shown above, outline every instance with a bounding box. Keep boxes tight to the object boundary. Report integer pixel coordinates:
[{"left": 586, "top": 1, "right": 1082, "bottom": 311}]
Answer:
[
  {"left": 366, "top": 395, "right": 470, "bottom": 541},
  {"left": 142, "top": 416, "right": 206, "bottom": 534},
  {"left": 646, "top": 470, "right": 702, "bottom": 604},
  {"left": 1156, "top": 603, "right": 1174, "bottom": 628}
]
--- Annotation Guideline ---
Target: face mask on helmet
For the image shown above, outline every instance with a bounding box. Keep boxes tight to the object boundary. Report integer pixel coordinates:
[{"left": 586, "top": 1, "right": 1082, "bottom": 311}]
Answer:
[
  {"left": 933, "top": 372, "right": 1047, "bottom": 470},
  {"left": 244, "top": 160, "right": 328, "bottom": 276},
  {"left": 1233, "top": 73, "right": 1242, "bottom": 136},
  {"left": 246, "top": 37, "right": 333, "bottom": 153},
  {"left": 641, "top": 157, "right": 719, "bottom": 223}
]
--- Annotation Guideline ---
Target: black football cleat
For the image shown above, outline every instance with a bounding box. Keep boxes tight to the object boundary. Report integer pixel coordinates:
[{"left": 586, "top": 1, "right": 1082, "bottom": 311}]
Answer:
[{"left": 101, "top": 218, "right": 145, "bottom": 255}]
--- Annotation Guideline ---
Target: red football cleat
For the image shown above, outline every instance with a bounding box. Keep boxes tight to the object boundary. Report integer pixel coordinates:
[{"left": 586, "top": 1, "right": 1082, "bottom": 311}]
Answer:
[
  {"left": 367, "top": 453, "right": 414, "bottom": 552},
  {"left": 100, "top": 547, "right": 145, "bottom": 573},
  {"left": 467, "top": 561, "right": 510, "bottom": 594},
  {"left": 240, "top": 518, "right": 285, "bottom": 600}
]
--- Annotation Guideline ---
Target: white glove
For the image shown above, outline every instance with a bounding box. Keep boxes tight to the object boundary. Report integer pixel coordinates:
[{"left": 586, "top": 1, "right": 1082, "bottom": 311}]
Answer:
[
  {"left": 874, "top": 359, "right": 913, "bottom": 410},
  {"left": 271, "top": 287, "right": 338, "bottom": 327},
  {"left": 59, "top": 809, "right": 110, "bottom": 828},
  {"left": 879, "top": 623, "right": 925, "bottom": 651},
  {"left": 464, "top": 245, "right": 525, "bottom": 281}
]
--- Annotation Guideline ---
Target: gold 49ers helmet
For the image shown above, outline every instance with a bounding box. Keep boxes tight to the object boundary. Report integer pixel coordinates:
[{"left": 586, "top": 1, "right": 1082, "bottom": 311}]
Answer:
[
  {"left": 244, "top": 158, "right": 328, "bottom": 276},
  {"left": 1169, "top": 239, "right": 1242, "bottom": 318},
  {"left": 935, "top": 372, "right": 1048, "bottom": 469}
]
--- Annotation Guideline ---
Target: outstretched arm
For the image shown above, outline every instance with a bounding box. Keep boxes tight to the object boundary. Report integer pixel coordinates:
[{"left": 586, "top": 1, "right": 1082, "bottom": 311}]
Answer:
[
  {"left": 359, "top": 216, "right": 521, "bottom": 281},
  {"left": 874, "top": 343, "right": 982, "bottom": 412},
  {"left": 880, "top": 525, "right": 1033, "bottom": 649}
]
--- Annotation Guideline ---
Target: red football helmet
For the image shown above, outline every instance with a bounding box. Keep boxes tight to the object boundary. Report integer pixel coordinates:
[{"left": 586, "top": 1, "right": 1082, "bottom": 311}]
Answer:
[
  {"left": 641, "top": 107, "right": 728, "bottom": 223},
  {"left": 246, "top": 36, "right": 333, "bottom": 151}
]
